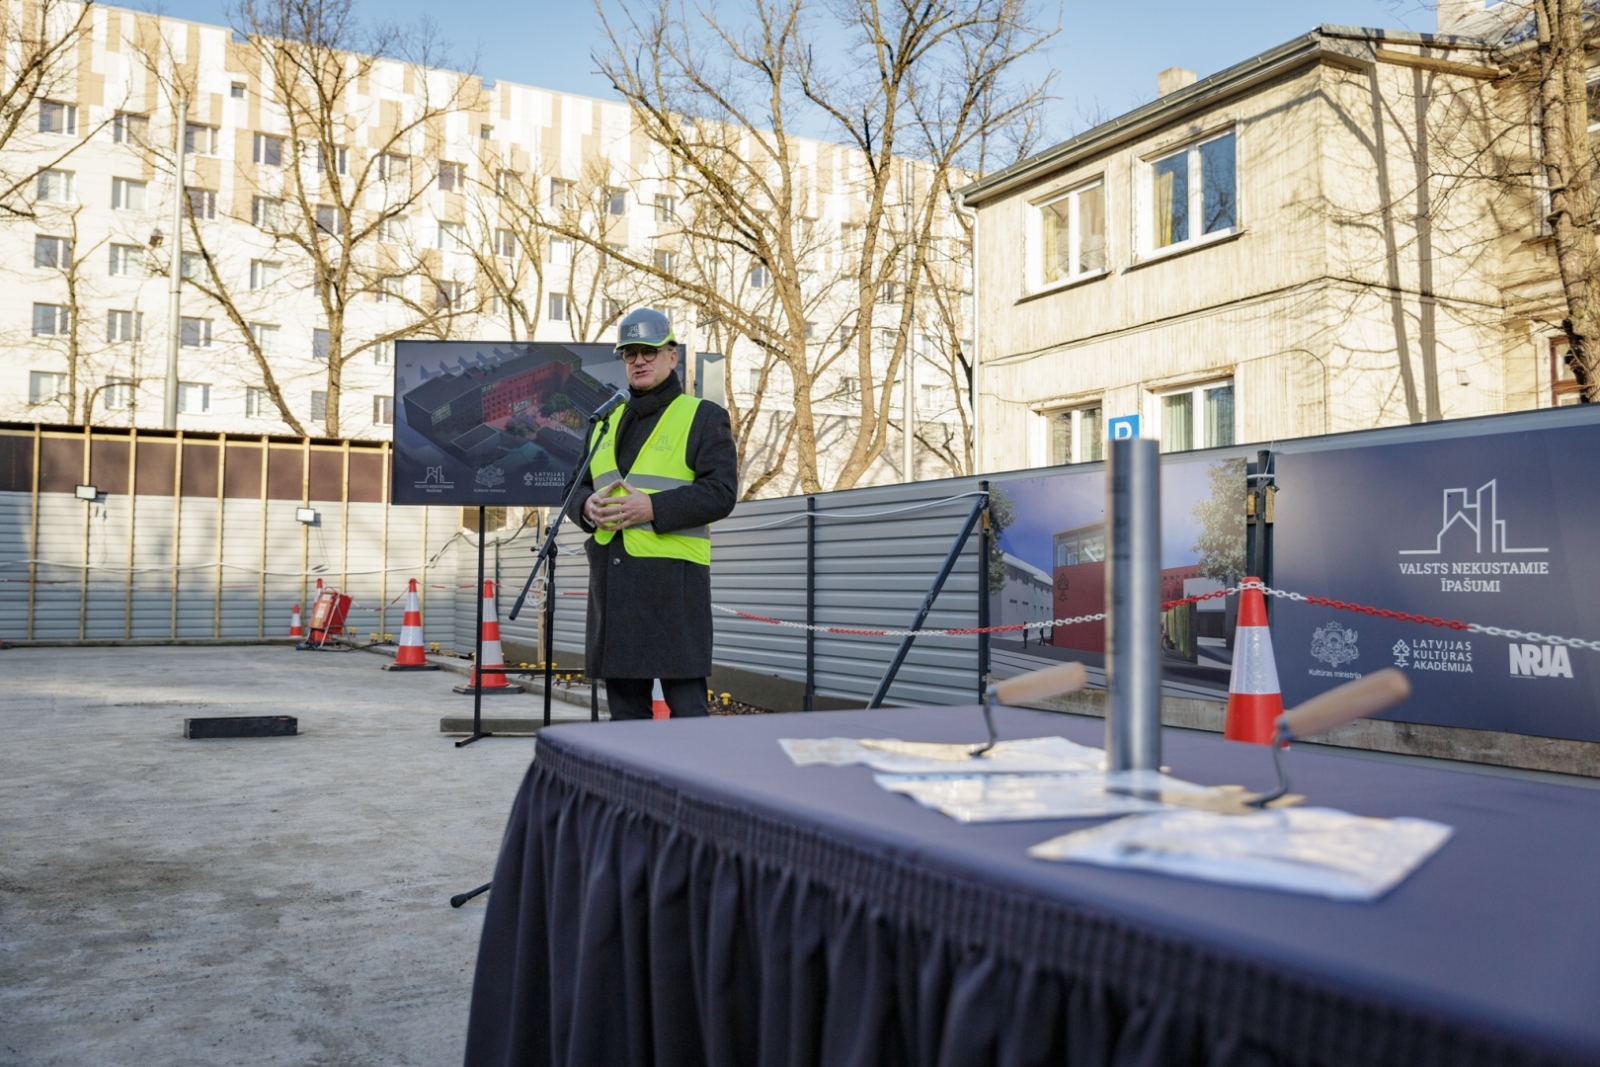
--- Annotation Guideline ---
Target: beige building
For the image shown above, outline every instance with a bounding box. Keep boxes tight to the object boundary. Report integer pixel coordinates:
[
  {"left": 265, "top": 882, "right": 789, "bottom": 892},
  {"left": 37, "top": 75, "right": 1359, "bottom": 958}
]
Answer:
[
  {"left": 2, "top": 2, "right": 971, "bottom": 492},
  {"left": 960, "top": 3, "right": 1574, "bottom": 473}
]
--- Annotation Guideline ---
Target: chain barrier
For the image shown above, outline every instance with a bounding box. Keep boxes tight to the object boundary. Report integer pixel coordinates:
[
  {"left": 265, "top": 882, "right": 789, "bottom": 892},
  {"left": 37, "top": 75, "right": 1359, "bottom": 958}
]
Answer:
[{"left": 711, "top": 578, "right": 1600, "bottom": 651}]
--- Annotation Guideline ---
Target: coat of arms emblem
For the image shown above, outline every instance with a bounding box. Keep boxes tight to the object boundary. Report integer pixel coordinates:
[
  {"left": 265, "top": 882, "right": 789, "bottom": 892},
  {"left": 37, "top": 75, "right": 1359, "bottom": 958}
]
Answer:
[{"left": 1310, "top": 621, "right": 1359, "bottom": 667}]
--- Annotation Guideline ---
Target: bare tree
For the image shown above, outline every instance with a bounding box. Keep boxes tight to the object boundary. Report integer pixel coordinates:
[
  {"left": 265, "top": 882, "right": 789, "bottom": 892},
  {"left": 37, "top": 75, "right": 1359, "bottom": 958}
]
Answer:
[
  {"left": 0, "top": 0, "right": 95, "bottom": 220},
  {"left": 1531, "top": 0, "right": 1600, "bottom": 400},
  {"left": 464, "top": 164, "right": 546, "bottom": 340},
  {"left": 587, "top": 0, "right": 1049, "bottom": 493}
]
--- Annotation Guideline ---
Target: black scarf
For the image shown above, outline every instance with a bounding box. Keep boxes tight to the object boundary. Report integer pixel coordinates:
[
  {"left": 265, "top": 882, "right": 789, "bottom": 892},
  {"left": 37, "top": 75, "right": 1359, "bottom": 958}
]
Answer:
[{"left": 614, "top": 373, "right": 683, "bottom": 476}]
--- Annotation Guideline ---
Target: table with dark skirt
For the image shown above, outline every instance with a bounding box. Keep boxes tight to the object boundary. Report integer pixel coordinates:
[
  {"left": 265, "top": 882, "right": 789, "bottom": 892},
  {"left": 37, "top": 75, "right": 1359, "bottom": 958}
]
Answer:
[{"left": 462, "top": 706, "right": 1600, "bottom": 1067}]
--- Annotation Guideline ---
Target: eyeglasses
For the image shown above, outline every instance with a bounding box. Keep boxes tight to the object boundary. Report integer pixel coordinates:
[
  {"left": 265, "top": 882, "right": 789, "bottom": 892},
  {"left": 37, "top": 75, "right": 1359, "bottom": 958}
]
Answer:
[{"left": 621, "top": 346, "right": 666, "bottom": 364}]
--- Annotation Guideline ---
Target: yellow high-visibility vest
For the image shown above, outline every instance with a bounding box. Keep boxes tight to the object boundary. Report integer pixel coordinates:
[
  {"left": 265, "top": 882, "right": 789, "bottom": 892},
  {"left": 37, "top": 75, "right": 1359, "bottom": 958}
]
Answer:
[{"left": 589, "top": 394, "right": 711, "bottom": 565}]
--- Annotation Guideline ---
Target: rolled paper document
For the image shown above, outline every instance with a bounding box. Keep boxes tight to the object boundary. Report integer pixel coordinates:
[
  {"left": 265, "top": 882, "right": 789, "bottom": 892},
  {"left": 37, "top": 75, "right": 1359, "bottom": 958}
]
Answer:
[
  {"left": 993, "top": 662, "right": 1089, "bottom": 706},
  {"left": 1282, "top": 668, "right": 1411, "bottom": 739}
]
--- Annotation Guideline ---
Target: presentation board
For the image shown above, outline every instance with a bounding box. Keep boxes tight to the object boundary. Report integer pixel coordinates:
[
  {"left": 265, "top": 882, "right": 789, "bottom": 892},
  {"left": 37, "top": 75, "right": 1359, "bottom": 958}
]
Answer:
[{"left": 390, "top": 341, "right": 625, "bottom": 507}]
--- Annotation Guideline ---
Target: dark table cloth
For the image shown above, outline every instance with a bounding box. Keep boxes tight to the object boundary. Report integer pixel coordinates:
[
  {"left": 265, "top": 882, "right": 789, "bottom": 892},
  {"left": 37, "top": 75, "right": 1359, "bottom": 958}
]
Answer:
[{"left": 463, "top": 707, "right": 1600, "bottom": 1067}]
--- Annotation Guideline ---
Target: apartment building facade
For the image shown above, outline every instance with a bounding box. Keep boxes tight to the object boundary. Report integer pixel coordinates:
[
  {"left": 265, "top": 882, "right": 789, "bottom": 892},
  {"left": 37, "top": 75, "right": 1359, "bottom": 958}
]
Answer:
[
  {"left": 960, "top": 4, "right": 1571, "bottom": 472},
  {"left": 3, "top": 2, "right": 973, "bottom": 492}
]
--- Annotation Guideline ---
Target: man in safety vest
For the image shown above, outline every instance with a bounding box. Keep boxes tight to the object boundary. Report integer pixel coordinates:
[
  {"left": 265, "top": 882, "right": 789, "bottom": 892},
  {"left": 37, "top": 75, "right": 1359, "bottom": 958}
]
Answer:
[{"left": 571, "top": 308, "right": 738, "bottom": 719}]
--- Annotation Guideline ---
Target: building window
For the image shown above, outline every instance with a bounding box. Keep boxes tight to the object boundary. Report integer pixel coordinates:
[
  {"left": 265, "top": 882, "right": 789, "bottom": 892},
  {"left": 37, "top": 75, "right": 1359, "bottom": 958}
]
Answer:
[
  {"left": 607, "top": 187, "right": 626, "bottom": 215},
  {"left": 654, "top": 194, "right": 676, "bottom": 221},
  {"left": 252, "top": 196, "right": 283, "bottom": 230},
  {"left": 480, "top": 124, "right": 493, "bottom": 140},
  {"left": 549, "top": 178, "right": 573, "bottom": 208},
  {"left": 1047, "top": 405, "right": 1102, "bottom": 465},
  {"left": 878, "top": 281, "right": 899, "bottom": 304},
  {"left": 181, "top": 252, "right": 204, "bottom": 280},
  {"left": 437, "top": 221, "right": 467, "bottom": 252},
  {"left": 839, "top": 376, "right": 859, "bottom": 401},
  {"left": 1036, "top": 180, "right": 1106, "bottom": 287},
  {"left": 749, "top": 265, "right": 770, "bottom": 289},
  {"left": 549, "top": 237, "right": 572, "bottom": 265},
  {"left": 177, "top": 381, "right": 211, "bottom": 414},
  {"left": 250, "top": 323, "right": 279, "bottom": 354},
  {"left": 112, "top": 177, "right": 147, "bottom": 211},
  {"left": 1148, "top": 130, "right": 1236, "bottom": 252},
  {"left": 34, "top": 235, "right": 71, "bottom": 269},
  {"left": 36, "top": 169, "right": 73, "bottom": 203},
  {"left": 374, "top": 395, "right": 394, "bottom": 425},
  {"left": 112, "top": 112, "right": 149, "bottom": 146},
  {"left": 378, "top": 214, "right": 405, "bottom": 244},
  {"left": 654, "top": 250, "right": 675, "bottom": 273},
  {"left": 918, "top": 383, "right": 944, "bottom": 411},
  {"left": 315, "top": 144, "right": 347, "bottom": 174},
  {"left": 312, "top": 329, "right": 330, "bottom": 360},
  {"left": 494, "top": 229, "right": 517, "bottom": 258},
  {"left": 231, "top": 82, "right": 247, "bottom": 98},
  {"left": 374, "top": 339, "right": 394, "bottom": 365},
  {"left": 376, "top": 276, "right": 403, "bottom": 304},
  {"left": 253, "top": 133, "right": 284, "bottom": 166},
  {"left": 39, "top": 100, "right": 76, "bottom": 134},
  {"left": 104, "top": 377, "right": 134, "bottom": 411},
  {"left": 310, "top": 391, "right": 328, "bottom": 422},
  {"left": 109, "top": 243, "right": 145, "bottom": 277},
  {"left": 438, "top": 161, "right": 463, "bottom": 191},
  {"left": 249, "top": 260, "right": 281, "bottom": 290},
  {"left": 32, "top": 303, "right": 69, "bottom": 336},
  {"left": 549, "top": 292, "right": 568, "bottom": 321},
  {"left": 494, "top": 169, "right": 517, "bottom": 197},
  {"left": 435, "top": 280, "right": 462, "bottom": 308},
  {"left": 747, "top": 368, "right": 763, "bottom": 393},
  {"left": 180, "top": 317, "right": 213, "bottom": 348},
  {"left": 602, "top": 297, "right": 621, "bottom": 320},
  {"left": 29, "top": 371, "right": 66, "bottom": 404},
  {"left": 1159, "top": 380, "right": 1233, "bottom": 452},
  {"left": 186, "top": 187, "right": 216, "bottom": 220},
  {"left": 379, "top": 153, "right": 408, "bottom": 181},
  {"left": 246, "top": 386, "right": 269, "bottom": 417},
  {"left": 107, "top": 310, "right": 142, "bottom": 342},
  {"left": 184, "top": 123, "right": 218, "bottom": 156},
  {"left": 315, "top": 204, "right": 342, "bottom": 235}
]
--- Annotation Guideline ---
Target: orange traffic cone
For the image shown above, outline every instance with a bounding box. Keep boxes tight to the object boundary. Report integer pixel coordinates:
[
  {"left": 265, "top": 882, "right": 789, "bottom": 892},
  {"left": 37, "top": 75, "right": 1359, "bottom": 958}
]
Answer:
[
  {"left": 454, "top": 580, "right": 525, "bottom": 695},
  {"left": 651, "top": 679, "right": 669, "bottom": 720},
  {"left": 383, "top": 579, "right": 440, "bottom": 672},
  {"left": 289, "top": 603, "right": 303, "bottom": 638},
  {"left": 1224, "top": 577, "right": 1283, "bottom": 744}
]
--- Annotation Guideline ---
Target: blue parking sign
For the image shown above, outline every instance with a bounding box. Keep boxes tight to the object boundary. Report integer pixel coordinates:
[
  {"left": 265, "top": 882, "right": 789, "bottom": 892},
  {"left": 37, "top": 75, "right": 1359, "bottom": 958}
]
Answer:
[{"left": 1107, "top": 415, "right": 1140, "bottom": 440}]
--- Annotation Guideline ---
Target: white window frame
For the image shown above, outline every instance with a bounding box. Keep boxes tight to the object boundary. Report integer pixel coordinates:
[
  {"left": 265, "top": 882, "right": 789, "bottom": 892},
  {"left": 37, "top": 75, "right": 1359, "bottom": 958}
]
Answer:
[
  {"left": 29, "top": 370, "right": 67, "bottom": 404},
  {"left": 378, "top": 214, "right": 405, "bottom": 244},
  {"left": 184, "top": 123, "right": 219, "bottom": 156},
  {"left": 249, "top": 322, "right": 280, "bottom": 355},
  {"left": 311, "top": 390, "right": 328, "bottom": 423},
  {"left": 112, "top": 177, "right": 147, "bottom": 211},
  {"left": 186, "top": 187, "right": 216, "bottom": 220},
  {"left": 250, "top": 260, "right": 282, "bottom": 290},
  {"left": 112, "top": 112, "right": 149, "bottom": 146},
  {"left": 1153, "top": 378, "right": 1235, "bottom": 453},
  {"left": 437, "top": 220, "right": 467, "bottom": 252},
  {"left": 104, "top": 377, "right": 134, "bottom": 411},
  {"left": 549, "top": 292, "right": 568, "bottom": 321},
  {"left": 107, "top": 244, "right": 144, "bottom": 278},
  {"left": 549, "top": 237, "right": 572, "bottom": 266},
  {"left": 252, "top": 132, "right": 284, "bottom": 166},
  {"left": 1043, "top": 404, "right": 1104, "bottom": 466},
  {"left": 39, "top": 100, "right": 77, "bottom": 135},
  {"left": 245, "top": 386, "right": 270, "bottom": 418},
  {"left": 107, "top": 310, "right": 142, "bottom": 342},
  {"left": 252, "top": 196, "right": 283, "bottom": 230},
  {"left": 1138, "top": 127, "right": 1239, "bottom": 260},
  {"left": 1028, "top": 178, "right": 1107, "bottom": 293},
  {"left": 374, "top": 395, "right": 394, "bottom": 425},
  {"left": 177, "top": 381, "right": 211, "bottom": 415},
  {"left": 36, "top": 169, "right": 74, "bottom": 203},
  {"left": 179, "top": 317, "right": 213, "bottom": 348},
  {"left": 376, "top": 276, "right": 403, "bottom": 304}
]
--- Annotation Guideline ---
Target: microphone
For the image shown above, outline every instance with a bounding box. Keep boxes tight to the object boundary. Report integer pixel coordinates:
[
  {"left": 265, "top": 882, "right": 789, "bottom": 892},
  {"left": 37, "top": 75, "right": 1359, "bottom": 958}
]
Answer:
[{"left": 590, "top": 387, "right": 629, "bottom": 421}]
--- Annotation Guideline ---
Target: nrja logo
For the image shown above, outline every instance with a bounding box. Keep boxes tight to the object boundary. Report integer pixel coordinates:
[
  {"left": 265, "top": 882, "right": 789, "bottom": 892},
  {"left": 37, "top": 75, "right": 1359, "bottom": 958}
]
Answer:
[{"left": 1509, "top": 643, "right": 1574, "bottom": 679}]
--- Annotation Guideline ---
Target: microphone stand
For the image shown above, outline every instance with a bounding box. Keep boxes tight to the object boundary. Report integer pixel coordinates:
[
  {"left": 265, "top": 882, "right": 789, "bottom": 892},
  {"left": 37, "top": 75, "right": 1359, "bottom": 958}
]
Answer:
[
  {"left": 452, "top": 395, "right": 621, "bottom": 910},
  {"left": 508, "top": 395, "right": 622, "bottom": 726}
]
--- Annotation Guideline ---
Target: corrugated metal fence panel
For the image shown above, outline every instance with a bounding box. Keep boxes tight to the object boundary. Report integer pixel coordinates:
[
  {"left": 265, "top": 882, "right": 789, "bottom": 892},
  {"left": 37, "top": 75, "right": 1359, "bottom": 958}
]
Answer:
[
  {"left": 811, "top": 482, "right": 986, "bottom": 707},
  {"left": 550, "top": 523, "right": 591, "bottom": 662},
  {"left": 0, "top": 492, "right": 29, "bottom": 639},
  {"left": 708, "top": 495, "right": 811, "bottom": 687}
]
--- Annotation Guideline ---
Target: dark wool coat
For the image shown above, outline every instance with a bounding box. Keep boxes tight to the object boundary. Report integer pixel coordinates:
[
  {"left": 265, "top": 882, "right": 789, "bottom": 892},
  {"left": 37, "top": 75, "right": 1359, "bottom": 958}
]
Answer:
[{"left": 568, "top": 375, "right": 737, "bottom": 680}]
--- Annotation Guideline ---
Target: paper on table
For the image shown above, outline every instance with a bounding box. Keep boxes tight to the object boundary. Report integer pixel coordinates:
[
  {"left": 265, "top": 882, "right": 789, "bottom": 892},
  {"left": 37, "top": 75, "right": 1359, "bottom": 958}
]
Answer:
[
  {"left": 1028, "top": 806, "right": 1454, "bottom": 901},
  {"left": 779, "top": 735, "right": 1104, "bottom": 774},
  {"left": 877, "top": 771, "right": 1199, "bottom": 821}
]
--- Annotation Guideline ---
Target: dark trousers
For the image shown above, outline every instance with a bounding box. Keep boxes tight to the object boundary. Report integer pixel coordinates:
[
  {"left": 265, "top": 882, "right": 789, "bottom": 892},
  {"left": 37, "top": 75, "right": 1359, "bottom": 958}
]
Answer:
[{"left": 605, "top": 677, "right": 708, "bottom": 721}]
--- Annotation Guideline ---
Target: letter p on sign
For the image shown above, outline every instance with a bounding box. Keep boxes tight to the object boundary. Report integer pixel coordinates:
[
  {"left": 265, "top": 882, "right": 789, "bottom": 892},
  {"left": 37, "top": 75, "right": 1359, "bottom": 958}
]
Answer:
[{"left": 1108, "top": 415, "right": 1140, "bottom": 440}]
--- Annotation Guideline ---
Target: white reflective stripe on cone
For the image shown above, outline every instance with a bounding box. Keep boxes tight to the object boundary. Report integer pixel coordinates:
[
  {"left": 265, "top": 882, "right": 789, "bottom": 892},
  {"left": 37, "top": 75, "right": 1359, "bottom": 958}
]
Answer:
[
  {"left": 482, "top": 639, "right": 504, "bottom": 661},
  {"left": 399, "top": 625, "right": 423, "bottom": 645},
  {"left": 1229, "top": 627, "right": 1281, "bottom": 695}
]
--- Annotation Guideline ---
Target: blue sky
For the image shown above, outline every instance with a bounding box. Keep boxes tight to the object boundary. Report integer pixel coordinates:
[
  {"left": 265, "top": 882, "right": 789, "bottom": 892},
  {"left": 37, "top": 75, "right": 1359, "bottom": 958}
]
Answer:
[
  {"left": 142, "top": 0, "right": 1425, "bottom": 147},
  {"left": 995, "top": 455, "right": 1228, "bottom": 572}
]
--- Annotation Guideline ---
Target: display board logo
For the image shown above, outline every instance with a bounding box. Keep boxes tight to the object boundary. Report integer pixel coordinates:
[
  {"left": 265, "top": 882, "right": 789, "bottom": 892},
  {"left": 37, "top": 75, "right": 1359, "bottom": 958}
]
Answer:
[
  {"left": 1397, "top": 479, "right": 1550, "bottom": 592},
  {"left": 475, "top": 464, "right": 505, "bottom": 489},
  {"left": 1509, "top": 643, "right": 1574, "bottom": 679},
  {"left": 1311, "top": 621, "right": 1360, "bottom": 668},
  {"left": 414, "top": 466, "right": 455, "bottom": 491},
  {"left": 1392, "top": 639, "right": 1410, "bottom": 667}
]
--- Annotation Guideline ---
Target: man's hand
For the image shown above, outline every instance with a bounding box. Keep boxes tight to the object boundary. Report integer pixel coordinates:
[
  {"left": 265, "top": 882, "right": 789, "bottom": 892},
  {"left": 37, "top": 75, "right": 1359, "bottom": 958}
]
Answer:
[
  {"left": 593, "top": 483, "right": 654, "bottom": 530},
  {"left": 581, "top": 492, "right": 609, "bottom": 528}
]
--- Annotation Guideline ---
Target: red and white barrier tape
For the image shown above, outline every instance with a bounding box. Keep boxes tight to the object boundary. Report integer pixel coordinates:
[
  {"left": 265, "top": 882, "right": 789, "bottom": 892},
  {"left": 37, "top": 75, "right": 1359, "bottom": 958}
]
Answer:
[{"left": 713, "top": 578, "right": 1600, "bottom": 651}]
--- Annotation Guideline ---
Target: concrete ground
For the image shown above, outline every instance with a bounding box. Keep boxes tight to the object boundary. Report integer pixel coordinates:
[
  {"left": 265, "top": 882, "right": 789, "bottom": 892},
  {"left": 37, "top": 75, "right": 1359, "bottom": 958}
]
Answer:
[{"left": 0, "top": 645, "right": 554, "bottom": 1067}]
